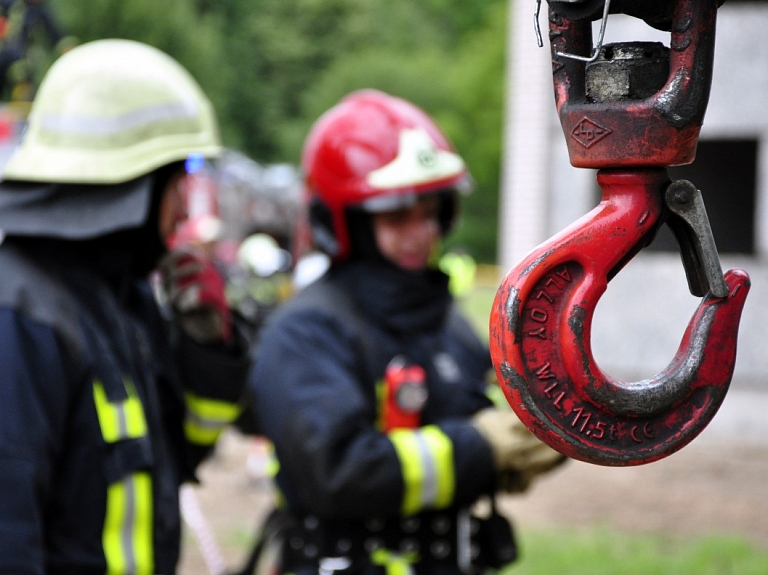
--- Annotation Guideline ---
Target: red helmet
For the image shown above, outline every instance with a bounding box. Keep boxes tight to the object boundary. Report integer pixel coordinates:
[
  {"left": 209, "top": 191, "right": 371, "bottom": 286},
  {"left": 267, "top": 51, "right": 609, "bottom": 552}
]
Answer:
[{"left": 301, "top": 89, "right": 472, "bottom": 261}]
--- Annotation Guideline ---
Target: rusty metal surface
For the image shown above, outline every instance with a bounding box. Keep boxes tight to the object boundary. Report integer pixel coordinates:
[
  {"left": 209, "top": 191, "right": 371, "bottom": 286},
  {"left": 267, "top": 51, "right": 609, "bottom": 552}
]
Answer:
[
  {"left": 586, "top": 43, "right": 669, "bottom": 103},
  {"left": 549, "top": 0, "right": 718, "bottom": 168},
  {"left": 547, "top": 0, "right": 726, "bottom": 31},
  {"left": 664, "top": 179, "right": 728, "bottom": 298},
  {"left": 489, "top": 170, "right": 750, "bottom": 466}
]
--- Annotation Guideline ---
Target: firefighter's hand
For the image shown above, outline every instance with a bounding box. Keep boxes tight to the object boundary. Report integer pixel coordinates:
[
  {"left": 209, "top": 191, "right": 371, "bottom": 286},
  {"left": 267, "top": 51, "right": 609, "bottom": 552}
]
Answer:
[
  {"left": 471, "top": 408, "right": 567, "bottom": 493},
  {"left": 158, "top": 248, "right": 232, "bottom": 345}
]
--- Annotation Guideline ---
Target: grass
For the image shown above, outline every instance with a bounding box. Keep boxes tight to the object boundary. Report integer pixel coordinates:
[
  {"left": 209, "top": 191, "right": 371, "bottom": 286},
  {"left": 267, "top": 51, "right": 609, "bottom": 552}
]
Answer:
[{"left": 506, "top": 527, "right": 768, "bottom": 575}]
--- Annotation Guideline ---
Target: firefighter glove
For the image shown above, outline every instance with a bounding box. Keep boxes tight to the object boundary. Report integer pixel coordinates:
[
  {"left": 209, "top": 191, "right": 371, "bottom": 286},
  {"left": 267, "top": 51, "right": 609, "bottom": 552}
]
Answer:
[
  {"left": 471, "top": 408, "right": 566, "bottom": 493},
  {"left": 158, "top": 248, "right": 232, "bottom": 345}
]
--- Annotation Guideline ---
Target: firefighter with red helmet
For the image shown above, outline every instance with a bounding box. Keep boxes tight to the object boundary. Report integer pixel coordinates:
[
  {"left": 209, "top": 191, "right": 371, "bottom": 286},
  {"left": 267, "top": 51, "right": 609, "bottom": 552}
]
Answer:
[
  {"left": 245, "top": 90, "right": 565, "bottom": 575},
  {"left": 0, "top": 40, "right": 250, "bottom": 573}
]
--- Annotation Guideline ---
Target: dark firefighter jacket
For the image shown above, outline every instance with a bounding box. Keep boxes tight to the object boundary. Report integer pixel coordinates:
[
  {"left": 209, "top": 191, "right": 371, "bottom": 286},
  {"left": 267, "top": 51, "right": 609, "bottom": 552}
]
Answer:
[
  {"left": 249, "top": 259, "right": 502, "bottom": 574},
  {"left": 0, "top": 238, "right": 250, "bottom": 574}
]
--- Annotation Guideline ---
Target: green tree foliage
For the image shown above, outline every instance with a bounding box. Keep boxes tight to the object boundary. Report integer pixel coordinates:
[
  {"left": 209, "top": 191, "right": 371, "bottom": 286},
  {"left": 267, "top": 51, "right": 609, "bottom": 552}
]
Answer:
[
  {"left": 284, "top": 2, "right": 507, "bottom": 262},
  {"left": 193, "top": 0, "right": 360, "bottom": 159},
  {"left": 443, "top": 2, "right": 507, "bottom": 262},
  {"left": 48, "top": 0, "right": 506, "bottom": 262},
  {"left": 261, "top": 0, "right": 507, "bottom": 262},
  {"left": 51, "top": 0, "right": 237, "bottom": 144}
]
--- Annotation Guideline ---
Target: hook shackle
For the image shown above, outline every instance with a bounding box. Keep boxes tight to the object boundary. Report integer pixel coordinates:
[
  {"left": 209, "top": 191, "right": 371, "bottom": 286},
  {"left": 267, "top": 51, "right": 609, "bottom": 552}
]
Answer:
[
  {"left": 489, "top": 170, "right": 750, "bottom": 466},
  {"left": 550, "top": 0, "right": 719, "bottom": 168}
]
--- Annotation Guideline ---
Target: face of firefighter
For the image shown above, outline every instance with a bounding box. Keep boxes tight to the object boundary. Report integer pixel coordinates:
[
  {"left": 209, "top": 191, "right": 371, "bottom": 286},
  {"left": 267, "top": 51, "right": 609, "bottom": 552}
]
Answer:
[
  {"left": 158, "top": 172, "right": 188, "bottom": 246},
  {"left": 371, "top": 195, "right": 441, "bottom": 271}
]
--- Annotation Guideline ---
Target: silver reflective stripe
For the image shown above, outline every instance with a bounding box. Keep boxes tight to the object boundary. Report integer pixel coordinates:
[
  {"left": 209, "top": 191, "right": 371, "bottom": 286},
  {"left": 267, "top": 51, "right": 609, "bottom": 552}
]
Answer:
[
  {"left": 40, "top": 102, "right": 199, "bottom": 136},
  {"left": 414, "top": 431, "right": 438, "bottom": 506},
  {"left": 185, "top": 409, "right": 224, "bottom": 433},
  {"left": 389, "top": 426, "right": 454, "bottom": 514},
  {"left": 117, "top": 401, "right": 128, "bottom": 439},
  {"left": 104, "top": 472, "right": 154, "bottom": 574},
  {"left": 122, "top": 475, "right": 137, "bottom": 574}
]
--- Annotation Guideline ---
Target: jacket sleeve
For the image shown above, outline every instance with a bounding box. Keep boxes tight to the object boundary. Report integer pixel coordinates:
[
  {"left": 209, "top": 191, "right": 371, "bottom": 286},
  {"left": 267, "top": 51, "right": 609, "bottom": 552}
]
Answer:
[
  {"left": 250, "top": 308, "right": 496, "bottom": 519},
  {"left": 389, "top": 313, "right": 498, "bottom": 516},
  {"left": 173, "top": 315, "right": 252, "bottom": 460},
  {"left": 0, "top": 308, "right": 76, "bottom": 573}
]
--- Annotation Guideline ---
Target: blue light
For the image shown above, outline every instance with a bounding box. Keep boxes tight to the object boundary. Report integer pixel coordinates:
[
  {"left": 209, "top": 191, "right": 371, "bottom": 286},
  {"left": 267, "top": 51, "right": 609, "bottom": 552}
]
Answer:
[{"left": 185, "top": 153, "right": 206, "bottom": 174}]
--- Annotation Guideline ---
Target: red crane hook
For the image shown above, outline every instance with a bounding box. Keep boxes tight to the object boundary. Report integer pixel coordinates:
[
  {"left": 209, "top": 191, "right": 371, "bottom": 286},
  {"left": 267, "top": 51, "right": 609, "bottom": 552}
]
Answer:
[
  {"left": 489, "top": 169, "right": 749, "bottom": 466},
  {"left": 489, "top": 0, "right": 751, "bottom": 465}
]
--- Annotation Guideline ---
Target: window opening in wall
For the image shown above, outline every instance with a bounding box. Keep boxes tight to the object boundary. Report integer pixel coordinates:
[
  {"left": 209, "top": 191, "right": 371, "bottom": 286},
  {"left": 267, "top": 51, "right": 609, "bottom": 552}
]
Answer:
[
  {"left": 593, "top": 139, "right": 757, "bottom": 255},
  {"left": 662, "top": 139, "right": 756, "bottom": 255}
]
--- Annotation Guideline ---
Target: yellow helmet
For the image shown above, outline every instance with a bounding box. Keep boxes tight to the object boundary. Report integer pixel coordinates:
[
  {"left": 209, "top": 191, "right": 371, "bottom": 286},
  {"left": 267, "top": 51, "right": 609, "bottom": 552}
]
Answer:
[{"left": 3, "top": 39, "right": 221, "bottom": 184}]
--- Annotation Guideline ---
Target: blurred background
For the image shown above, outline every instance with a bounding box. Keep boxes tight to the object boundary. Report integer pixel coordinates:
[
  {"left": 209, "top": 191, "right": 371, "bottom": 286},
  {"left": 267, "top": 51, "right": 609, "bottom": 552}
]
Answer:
[
  {"left": 0, "top": 0, "right": 506, "bottom": 260},
  {"left": 3, "top": 0, "right": 768, "bottom": 573}
]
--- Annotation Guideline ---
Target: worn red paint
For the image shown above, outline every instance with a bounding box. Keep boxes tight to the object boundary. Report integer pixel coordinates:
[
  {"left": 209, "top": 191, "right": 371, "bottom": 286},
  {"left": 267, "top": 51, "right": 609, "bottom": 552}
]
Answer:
[{"left": 489, "top": 171, "right": 750, "bottom": 466}]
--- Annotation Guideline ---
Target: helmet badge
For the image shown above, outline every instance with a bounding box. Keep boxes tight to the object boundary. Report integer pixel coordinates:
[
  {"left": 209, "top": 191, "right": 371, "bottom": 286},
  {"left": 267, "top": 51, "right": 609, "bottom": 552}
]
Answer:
[{"left": 417, "top": 146, "right": 438, "bottom": 168}]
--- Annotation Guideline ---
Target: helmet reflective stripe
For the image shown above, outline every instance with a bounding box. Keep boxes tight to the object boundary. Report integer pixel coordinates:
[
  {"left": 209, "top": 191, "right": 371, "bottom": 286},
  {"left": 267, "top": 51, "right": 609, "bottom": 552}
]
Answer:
[
  {"left": 39, "top": 101, "right": 200, "bottom": 139},
  {"left": 184, "top": 392, "right": 242, "bottom": 446},
  {"left": 388, "top": 426, "right": 455, "bottom": 515},
  {"left": 366, "top": 128, "right": 465, "bottom": 191},
  {"left": 92, "top": 380, "right": 153, "bottom": 573},
  {"left": 104, "top": 473, "right": 154, "bottom": 575}
]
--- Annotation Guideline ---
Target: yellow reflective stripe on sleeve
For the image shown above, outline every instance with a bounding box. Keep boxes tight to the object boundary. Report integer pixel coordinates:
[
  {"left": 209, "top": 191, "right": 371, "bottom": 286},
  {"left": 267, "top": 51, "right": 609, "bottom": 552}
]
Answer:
[
  {"left": 371, "top": 549, "right": 417, "bottom": 575},
  {"left": 92, "top": 380, "right": 153, "bottom": 572},
  {"left": 103, "top": 471, "right": 154, "bottom": 575},
  {"left": 184, "top": 392, "right": 241, "bottom": 446},
  {"left": 420, "top": 427, "right": 454, "bottom": 509},
  {"left": 263, "top": 441, "right": 280, "bottom": 478},
  {"left": 375, "top": 380, "right": 386, "bottom": 431},
  {"left": 93, "top": 379, "right": 148, "bottom": 443},
  {"left": 389, "top": 429, "right": 424, "bottom": 515},
  {"left": 388, "top": 425, "right": 455, "bottom": 515}
]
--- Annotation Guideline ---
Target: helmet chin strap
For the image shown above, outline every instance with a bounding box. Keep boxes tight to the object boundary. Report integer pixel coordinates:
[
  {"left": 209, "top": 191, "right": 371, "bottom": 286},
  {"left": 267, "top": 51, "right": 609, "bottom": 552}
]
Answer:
[
  {"left": 345, "top": 209, "right": 385, "bottom": 263},
  {"left": 308, "top": 197, "right": 341, "bottom": 258}
]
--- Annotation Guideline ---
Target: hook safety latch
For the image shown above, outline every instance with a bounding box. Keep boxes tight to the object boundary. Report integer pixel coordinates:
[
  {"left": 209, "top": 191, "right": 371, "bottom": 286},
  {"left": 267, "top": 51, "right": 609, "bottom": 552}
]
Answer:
[{"left": 664, "top": 179, "right": 728, "bottom": 299}]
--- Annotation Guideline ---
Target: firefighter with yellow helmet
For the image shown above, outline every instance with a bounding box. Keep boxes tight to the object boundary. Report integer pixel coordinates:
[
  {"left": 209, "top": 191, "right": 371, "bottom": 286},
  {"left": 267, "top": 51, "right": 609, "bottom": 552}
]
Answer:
[{"left": 0, "top": 39, "right": 250, "bottom": 573}]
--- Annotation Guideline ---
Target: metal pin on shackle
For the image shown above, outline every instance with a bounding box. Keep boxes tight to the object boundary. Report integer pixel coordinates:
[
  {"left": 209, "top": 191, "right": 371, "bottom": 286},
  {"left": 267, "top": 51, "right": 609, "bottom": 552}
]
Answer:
[{"left": 535, "top": 0, "right": 613, "bottom": 63}]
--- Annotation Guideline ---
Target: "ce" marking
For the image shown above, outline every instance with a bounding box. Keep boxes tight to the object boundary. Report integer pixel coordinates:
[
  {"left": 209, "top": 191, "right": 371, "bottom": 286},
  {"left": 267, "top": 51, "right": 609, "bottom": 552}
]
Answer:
[{"left": 630, "top": 423, "right": 655, "bottom": 443}]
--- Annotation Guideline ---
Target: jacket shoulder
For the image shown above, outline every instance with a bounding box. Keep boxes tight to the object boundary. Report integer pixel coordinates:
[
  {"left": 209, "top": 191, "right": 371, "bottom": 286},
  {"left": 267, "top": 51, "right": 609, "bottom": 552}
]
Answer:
[
  {"left": 268, "top": 277, "right": 357, "bottom": 326},
  {"left": 0, "top": 242, "right": 80, "bottom": 344}
]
